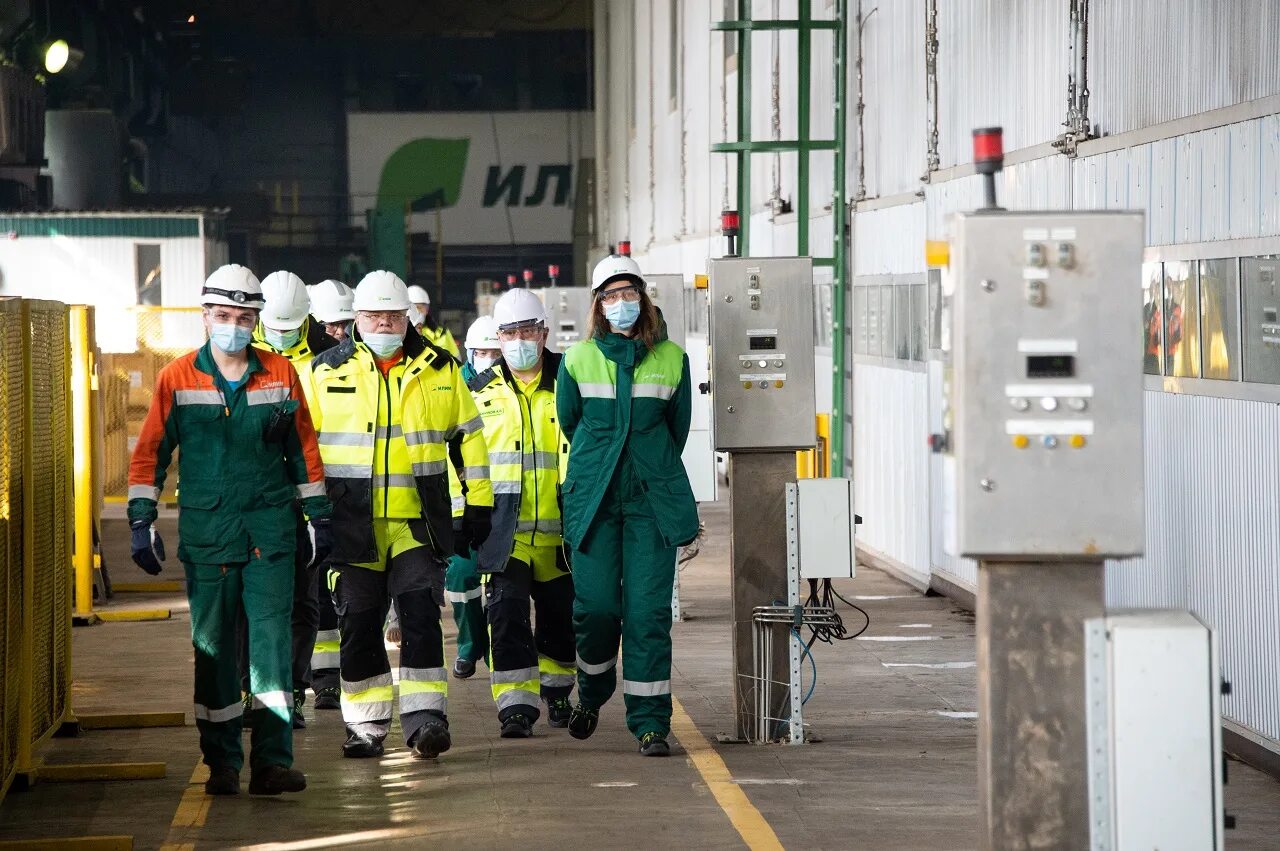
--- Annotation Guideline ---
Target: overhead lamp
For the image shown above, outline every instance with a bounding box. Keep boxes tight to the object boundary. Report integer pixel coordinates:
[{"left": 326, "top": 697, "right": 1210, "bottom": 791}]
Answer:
[{"left": 44, "top": 39, "right": 84, "bottom": 75}]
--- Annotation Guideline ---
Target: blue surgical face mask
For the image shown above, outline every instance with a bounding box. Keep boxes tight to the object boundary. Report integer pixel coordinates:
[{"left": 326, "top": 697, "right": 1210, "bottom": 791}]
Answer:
[
  {"left": 604, "top": 299, "right": 641, "bottom": 331},
  {"left": 264, "top": 327, "right": 301, "bottom": 351},
  {"left": 210, "top": 323, "right": 253, "bottom": 354},
  {"left": 501, "top": 339, "right": 541, "bottom": 371},
  {"left": 363, "top": 331, "right": 403, "bottom": 358},
  {"left": 471, "top": 353, "right": 500, "bottom": 373}
]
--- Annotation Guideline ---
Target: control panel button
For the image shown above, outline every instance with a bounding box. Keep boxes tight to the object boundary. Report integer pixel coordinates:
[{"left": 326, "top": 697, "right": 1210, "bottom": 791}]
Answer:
[
  {"left": 1012, "top": 435, "right": 1029, "bottom": 449},
  {"left": 1042, "top": 435, "right": 1059, "bottom": 449},
  {"left": 1067, "top": 397, "right": 1087, "bottom": 412},
  {"left": 1039, "top": 396, "right": 1059, "bottom": 412},
  {"left": 1026, "top": 242, "right": 1046, "bottom": 267},
  {"left": 758, "top": 359, "right": 768, "bottom": 368},
  {"left": 742, "top": 381, "right": 752, "bottom": 389},
  {"left": 774, "top": 380, "right": 785, "bottom": 388},
  {"left": 772, "top": 359, "right": 784, "bottom": 368},
  {"left": 758, "top": 380, "right": 769, "bottom": 389},
  {"left": 1009, "top": 396, "right": 1030, "bottom": 412},
  {"left": 1070, "top": 435, "right": 1087, "bottom": 449},
  {"left": 1057, "top": 242, "right": 1075, "bottom": 269}
]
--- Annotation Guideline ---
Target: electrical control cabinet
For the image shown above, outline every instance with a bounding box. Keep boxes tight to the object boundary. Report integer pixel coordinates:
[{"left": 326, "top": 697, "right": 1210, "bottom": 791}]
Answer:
[
  {"left": 645, "top": 273, "right": 687, "bottom": 350},
  {"left": 710, "top": 257, "right": 816, "bottom": 451},
  {"left": 538, "top": 287, "right": 592, "bottom": 352},
  {"left": 943, "top": 211, "right": 1144, "bottom": 559}
]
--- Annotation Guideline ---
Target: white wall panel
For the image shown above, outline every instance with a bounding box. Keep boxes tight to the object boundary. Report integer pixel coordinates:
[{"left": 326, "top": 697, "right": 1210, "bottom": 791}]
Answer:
[
  {"left": 1090, "top": 0, "right": 1280, "bottom": 135},
  {"left": 860, "top": 0, "right": 926, "bottom": 196},
  {"left": 853, "top": 202, "right": 925, "bottom": 276},
  {"left": 936, "top": 0, "right": 1068, "bottom": 166},
  {"left": 1108, "top": 391, "right": 1280, "bottom": 745},
  {"left": 853, "top": 363, "right": 930, "bottom": 579}
]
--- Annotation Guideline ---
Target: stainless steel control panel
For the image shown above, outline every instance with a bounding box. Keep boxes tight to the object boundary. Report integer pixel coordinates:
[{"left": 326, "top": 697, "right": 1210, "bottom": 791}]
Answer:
[
  {"left": 538, "top": 287, "right": 593, "bottom": 352},
  {"left": 709, "top": 257, "right": 816, "bottom": 451},
  {"left": 645, "top": 273, "right": 687, "bottom": 350},
  {"left": 944, "top": 211, "right": 1144, "bottom": 559}
]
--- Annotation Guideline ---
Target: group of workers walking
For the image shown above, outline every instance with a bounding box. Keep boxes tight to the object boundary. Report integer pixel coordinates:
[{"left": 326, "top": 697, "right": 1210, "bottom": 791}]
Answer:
[{"left": 127, "top": 255, "right": 698, "bottom": 796}]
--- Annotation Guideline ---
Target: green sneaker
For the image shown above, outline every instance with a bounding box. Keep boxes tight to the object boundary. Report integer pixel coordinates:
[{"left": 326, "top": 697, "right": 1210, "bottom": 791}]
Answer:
[{"left": 638, "top": 732, "right": 670, "bottom": 757}]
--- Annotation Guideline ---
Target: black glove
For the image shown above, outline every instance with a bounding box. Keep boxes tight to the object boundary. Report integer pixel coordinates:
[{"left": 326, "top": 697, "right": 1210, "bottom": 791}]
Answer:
[
  {"left": 452, "top": 520, "right": 472, "bottom": 559},
  {"left": 130, "top": 520, "right": 166, "bottom": 575},
  {"left": 308, "top": 518, "right": 334, "bottom": 568},
  {"left": 461, "top": 505, "right": 492, "bottom": 551}
]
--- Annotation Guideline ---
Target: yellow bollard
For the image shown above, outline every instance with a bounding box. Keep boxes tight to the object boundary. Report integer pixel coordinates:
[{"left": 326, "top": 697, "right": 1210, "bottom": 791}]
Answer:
[{"left": 69, "top": 306, "right": 95, "bottom": 619}]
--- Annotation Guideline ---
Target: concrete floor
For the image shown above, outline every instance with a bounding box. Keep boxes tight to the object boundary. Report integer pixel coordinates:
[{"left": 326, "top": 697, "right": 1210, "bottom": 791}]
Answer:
[{"left": 2, "top": 502, "right": 1278, "bottom": 849}]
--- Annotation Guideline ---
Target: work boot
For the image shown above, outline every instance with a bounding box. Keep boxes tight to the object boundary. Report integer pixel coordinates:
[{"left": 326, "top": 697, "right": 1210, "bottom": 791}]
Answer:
[
  {"left": 546, "top": 697, "right": 572, "bottom": 728},
  {"left": 204, "top": 765, "right": 240, "bottom": 796},
  {"left": 292, "top": 689, "right": 307, "bottom": 730},
  {"left": 499, "top": 713, "right": 534, "bottom": 739},
  {"left": 248, "top": 764, "right": 307, "bottom": 795},
  {"left": 314, "top": 687, "right": 341, "bottom": 710},
  {"left": 452, "top": 657, "right": 476, "bottom": 679},
  {"left": 567, "top": 705, "right": 598, "bottom": 740},
  {"left": 411, "top": 720, "right": 452, "bottom": 759},
  {"left": 342, "top": 731, "right": 385, "bottom": 759},
  {"left": 638, "top": 732, "right": 670, "bottom": 757}
]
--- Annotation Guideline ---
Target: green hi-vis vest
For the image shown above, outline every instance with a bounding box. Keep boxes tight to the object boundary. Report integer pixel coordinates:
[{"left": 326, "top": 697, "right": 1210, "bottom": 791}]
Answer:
[
  {"left": 469, "top": 350, "right": 570, "bottom": 573},
  {"left": 307, "top": 331, "right": 492, "bottom": 565},
  {"left": 556, "top": 331, "right": 697, "bottom": 550}
]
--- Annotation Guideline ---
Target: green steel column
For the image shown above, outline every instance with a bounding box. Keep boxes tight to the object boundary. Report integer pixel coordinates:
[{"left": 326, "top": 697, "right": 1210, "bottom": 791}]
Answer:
[
  {"left": 797, "top": 3, "right": 811, "bottom": 256},
  {"left": 738, "top": 0, "right": 751, "bottom": 256},
  {"left": 831, "top": 0, "right": 849, "bottom": 474}
]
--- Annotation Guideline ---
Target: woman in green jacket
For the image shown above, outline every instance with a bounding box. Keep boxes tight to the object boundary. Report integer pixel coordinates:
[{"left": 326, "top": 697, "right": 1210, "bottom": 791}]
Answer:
[{"left": 556, "top": 254, "right": 699, "bottom": 757}]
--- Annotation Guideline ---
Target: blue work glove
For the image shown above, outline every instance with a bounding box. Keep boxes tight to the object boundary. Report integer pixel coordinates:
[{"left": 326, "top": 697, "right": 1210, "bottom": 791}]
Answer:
[
  {"left": 129, "top": 520, "right": 166, "bottom": 575},
  {"left": 308, "top": 518, "right": 334, "bottom": 568}
]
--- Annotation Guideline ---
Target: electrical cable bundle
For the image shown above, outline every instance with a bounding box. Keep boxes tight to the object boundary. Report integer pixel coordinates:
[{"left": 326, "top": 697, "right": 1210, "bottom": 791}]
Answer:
[{"left": 803, "top": 578, "right": 870, "bottom": 648}]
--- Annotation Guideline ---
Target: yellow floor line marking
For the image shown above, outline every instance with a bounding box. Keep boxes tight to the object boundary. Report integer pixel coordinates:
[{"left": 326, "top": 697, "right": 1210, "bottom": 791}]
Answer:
[
  {"left": 669, "top": 696, "right": 784, "bottom": 851},
  {"left": 159, "top": 762, "right": 210, "bottom": 851}
]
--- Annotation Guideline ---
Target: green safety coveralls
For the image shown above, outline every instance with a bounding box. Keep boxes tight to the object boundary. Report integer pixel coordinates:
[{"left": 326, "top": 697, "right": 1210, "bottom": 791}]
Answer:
[
  {"left": 444, "top": 361, "right": 489, "bottom": 664},
  {"left": 128, "top": 343, "right": 330, "bottom": 773},
  {"left": 556, "top": 326, "right": 697, "bottom": 738}
]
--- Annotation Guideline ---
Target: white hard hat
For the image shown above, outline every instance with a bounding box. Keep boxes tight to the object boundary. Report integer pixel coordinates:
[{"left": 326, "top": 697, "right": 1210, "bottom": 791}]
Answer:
[
  {"left": 591, "top": 254, "right": 645, "bottom": 292},
  {"left": 202, "top": 264, "right": 264, "bottom": 308},
  {"left": 259, "top": 271, "right": 311, "bottom": 330},
  {"left": 310, "top": 279, "right": 355, "bottom": 323},
  {"left": 464, "top": 315, "right": 500, "bottom": 350},
  {"left": 406, "top": 285, "right": 431, "bottom": 307},
  {"left": 353, "top": 270, "right": 411, "bottom": 312},
  {"left": 493, "top": 287, "right": 548, "bottom": 330}
]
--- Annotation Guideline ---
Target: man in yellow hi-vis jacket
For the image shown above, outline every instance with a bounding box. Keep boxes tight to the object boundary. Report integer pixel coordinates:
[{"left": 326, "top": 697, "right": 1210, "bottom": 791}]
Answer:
[{"left": 306, "top": 270, "right": 493, "bottom": 760}]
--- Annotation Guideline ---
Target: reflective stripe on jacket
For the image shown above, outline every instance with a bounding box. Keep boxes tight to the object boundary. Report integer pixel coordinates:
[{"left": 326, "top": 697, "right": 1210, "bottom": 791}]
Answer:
[
  {"left": 469, "top": 350, "right": 569, "bottom": 573},
  {"left": 307, "top": 330, "right": 492, "bottom": 564},
  {"left": 556, "top": 329, "right": 696, "bottom": 551}
]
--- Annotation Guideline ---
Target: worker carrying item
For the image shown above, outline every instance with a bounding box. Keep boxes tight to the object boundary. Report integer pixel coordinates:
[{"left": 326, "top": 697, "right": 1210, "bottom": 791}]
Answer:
[
  {"left": 407, "top": 284, "right": 460, "bottom": 358},
  {"left": 556, "top": 254, "right": 697, "bottom": 757},
  {"left": 471, "top": 291, "right": 575, "bottom": 737},
  {"left": 445, "top": 315, "right": 503, "bottom": 678},
  {"left": 247, "top": 271, "right": 336, "bottom": 730},
  {"left": 306, "top": 270, "right": 493, "bottom": 760},
  {"left": 127, "top": 263, "right": 331, "bottom": 796},
  {"left": 310, "top": 279, "right": 356, "bottom": 343}
]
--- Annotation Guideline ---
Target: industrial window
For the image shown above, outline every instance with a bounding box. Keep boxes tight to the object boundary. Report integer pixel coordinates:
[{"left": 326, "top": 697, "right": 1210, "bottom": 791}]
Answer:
[
  {"left": 1163, "top": 261, "right": 1199, "bottom": 378},
  {"left": 1198, "top": 259, "right": 1240, "bottom": 381},
  {"left": 893, "top": 284, "right": 911, "bottom": 360},
  {"left": 1142, "top": 262, "right": 1163, "bottom": 376},
  {"left": 878, "top": 284, "right": 894, "bottom": 358},
  {"left": 910, "top": 282, "right": 926, "bottom": 361},
  {"left": 927, "top": 269, "right": 942, "bottom": 350},
  {"left": 864, "top": 285, "right": 880, "bottom": 356},
  {"left": 135, "top": 243, "right": 162, "bottom": 306},
  {"left": 852, "top": 286, "right": 867, "bottom": 354},
  {"left": 1241, "top": 256, "right": 1280, "bottom": 385},
  {"left": 814, "top": 281, "right": 833, "bottom": 347}
]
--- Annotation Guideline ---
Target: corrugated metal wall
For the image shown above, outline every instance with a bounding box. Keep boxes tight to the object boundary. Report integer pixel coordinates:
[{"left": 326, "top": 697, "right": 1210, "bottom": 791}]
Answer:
[
  {"left": 860, "top": 0, "right": 926, "bottom": 197},
  {"left": 1090, "top": 0, "right": 1280, "bottom": 135},
  {"left": 1107, "top": 391, "right": 1280, "bottom": 745}
]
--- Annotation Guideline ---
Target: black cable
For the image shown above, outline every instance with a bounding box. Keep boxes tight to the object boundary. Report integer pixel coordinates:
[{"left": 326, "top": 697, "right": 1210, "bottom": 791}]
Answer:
[{"left": 825, "top": 580, "right": 871, "bottom": 639}]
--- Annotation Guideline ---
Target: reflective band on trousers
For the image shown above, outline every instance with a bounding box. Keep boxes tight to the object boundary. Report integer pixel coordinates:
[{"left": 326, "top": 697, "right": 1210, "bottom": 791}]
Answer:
[
  {"left": 252, "top": 690, "right": 292, "bottom": 711},
  {"left": 540, "top": 673, "right": 575, "bottom": 688},
  {"left": 174, "top": 389, "right": 225, "bottom": 406},
  {"left": 576, "top": 654, "right": 617, "bottom": 676},
  {"left": 341, "top": 673, "right": 395, "bottom": 722},
  {"left": 622, "top": 678, "right": 671, "bottom": 697},
  {"left": 399, "top": 667, "right": 448, "bottom": 714},
  {"left": 445, "top": 587, "right": 483, "bottom": 604},
  {"left": 577, "top": 383, "right": 616, "bottom": 399},
  {"left": 632, "top": 383, "right": 676, "bottom": 400},
  {"left": 495, "top": 688, "right": 540, "bottom": 711},
  {"left": 129, "top": 484, "right": 160, "bottom": 501},
  {"left": 491, "top": 666, "right": 540, "bottom": 684},
  {"left": 539, "top": 654, "right": 576, "bottom": 677},
  {"left": 320, "top": 431, "right": 374, "bottom": 448},
  {"left": 314, "top": 629, "right": 340, "bottom": 669},
  {"left": 312, "top": 651, "right": 339, "bottom": 669},
  {"left": 194, "top": 700, "right": 244, "bottom": 723},
  {"left": 247, "top": 387, "right": 291, "bottom": 406}
]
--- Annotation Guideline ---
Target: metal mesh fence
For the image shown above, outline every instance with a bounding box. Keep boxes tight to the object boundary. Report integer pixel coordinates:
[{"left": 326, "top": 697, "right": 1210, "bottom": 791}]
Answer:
[
  {"left": 101, "top": 307, "right": 204, "bottom": 499},
  {"left": 0, "top": 300, "right": 24, "bottom": 801},
  {"left": 23, "top": 301, "right": 73, "bottom": 745}
]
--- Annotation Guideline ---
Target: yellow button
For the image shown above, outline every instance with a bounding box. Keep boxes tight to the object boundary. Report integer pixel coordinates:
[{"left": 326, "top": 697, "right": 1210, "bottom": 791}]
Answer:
[
  {"left": 775, "top": 380, "right": 785, "bottom": 388},
  {"left": 1012, "top": 435, "right": 1029, "bottom": 449},
  {"left": 1070, "top": 435, "right": 1086, "bottom": 448},
  {"left": 743, "top": 381, "right": 752, "bottom": 389}
]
